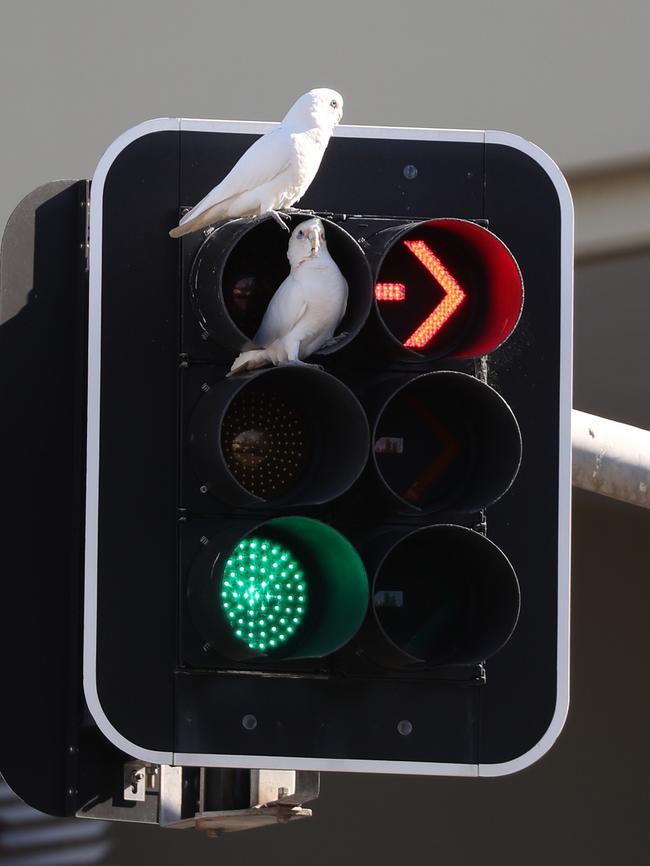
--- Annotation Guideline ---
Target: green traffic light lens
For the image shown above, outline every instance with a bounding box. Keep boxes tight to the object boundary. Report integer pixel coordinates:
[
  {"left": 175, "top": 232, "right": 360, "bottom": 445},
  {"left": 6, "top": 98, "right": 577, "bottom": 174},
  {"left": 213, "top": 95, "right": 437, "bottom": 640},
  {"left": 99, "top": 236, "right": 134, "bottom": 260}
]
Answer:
[
  {"left": 189, "top": 517, "right": 369, "bottom": 662},
  {"left": 221, "top": 536, "right": 307, "bottom": 653}
]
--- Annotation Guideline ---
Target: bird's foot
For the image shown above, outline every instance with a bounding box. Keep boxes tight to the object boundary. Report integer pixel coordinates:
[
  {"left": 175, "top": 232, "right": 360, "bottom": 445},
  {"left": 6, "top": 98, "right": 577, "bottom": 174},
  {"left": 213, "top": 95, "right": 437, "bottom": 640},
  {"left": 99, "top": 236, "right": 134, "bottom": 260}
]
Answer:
[
  {"left": 268, "top": 210, "right": 291, "bottom": 232},
  {"left": 281, "top": 207, "right": 316, "bottom": 216},
  {"left": 318, "top": 331, "right": 349, "bottom": 351}
]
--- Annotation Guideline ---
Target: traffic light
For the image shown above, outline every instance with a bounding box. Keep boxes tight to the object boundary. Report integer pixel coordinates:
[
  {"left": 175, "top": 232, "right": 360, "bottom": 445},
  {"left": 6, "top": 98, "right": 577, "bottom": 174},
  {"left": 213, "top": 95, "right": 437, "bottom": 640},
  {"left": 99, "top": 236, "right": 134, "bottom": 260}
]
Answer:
[{"left": 81, "top": 119, "right": 572, "bottom": 777}]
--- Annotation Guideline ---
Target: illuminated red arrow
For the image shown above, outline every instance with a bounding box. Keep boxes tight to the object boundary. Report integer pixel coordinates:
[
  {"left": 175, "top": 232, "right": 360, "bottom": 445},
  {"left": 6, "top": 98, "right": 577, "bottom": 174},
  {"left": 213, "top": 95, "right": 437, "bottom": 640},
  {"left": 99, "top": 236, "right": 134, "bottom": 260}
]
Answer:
[
  {"left": 375, "top": 240, "right": 467, "bottom": 349},
  {"left": 374, "top": 282, "right": 406, "bottom": 301}
]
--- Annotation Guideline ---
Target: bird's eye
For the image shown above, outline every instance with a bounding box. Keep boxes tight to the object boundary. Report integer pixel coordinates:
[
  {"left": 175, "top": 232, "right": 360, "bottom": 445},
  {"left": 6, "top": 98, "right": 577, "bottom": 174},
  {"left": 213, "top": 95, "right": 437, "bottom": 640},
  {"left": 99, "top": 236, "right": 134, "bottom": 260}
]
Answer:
[
  {"left": 330, "top": 99, "right": 338, "bottom": 109},
  {"left": 297, "top": 230, "right": 304, "bottom": 238}
]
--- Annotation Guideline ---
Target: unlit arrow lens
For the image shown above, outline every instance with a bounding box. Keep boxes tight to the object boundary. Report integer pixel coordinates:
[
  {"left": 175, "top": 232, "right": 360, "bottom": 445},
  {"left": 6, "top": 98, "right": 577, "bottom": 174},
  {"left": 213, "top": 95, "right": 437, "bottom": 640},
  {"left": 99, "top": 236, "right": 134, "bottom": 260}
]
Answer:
[{"left": 373, "top": 372, "right": 522, "bottom": 512}]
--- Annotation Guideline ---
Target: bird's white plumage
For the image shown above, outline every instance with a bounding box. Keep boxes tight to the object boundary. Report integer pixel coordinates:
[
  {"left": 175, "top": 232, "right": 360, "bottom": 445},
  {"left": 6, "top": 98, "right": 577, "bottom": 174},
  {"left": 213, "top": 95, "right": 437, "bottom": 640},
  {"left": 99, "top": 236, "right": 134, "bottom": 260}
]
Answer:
[
  {"left": 178, "top": 132, "right": 291, "bottom": 226},
  {"left": 229, "top": 218, "right": 348, "bottom": 375},
  {"left": 169, "top": 88, "right": 343, "bottom": 238}
]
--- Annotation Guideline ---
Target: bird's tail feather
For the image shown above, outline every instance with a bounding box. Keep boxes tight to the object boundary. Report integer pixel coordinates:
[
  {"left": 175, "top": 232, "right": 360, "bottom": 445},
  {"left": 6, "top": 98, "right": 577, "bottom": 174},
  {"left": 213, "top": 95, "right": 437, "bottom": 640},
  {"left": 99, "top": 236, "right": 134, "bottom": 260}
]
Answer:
[
  {"left": 169, "top": 222, "right": 193, "bottom": 239},
  {"left": 169, "top": 207, "right": 221, "bottom": 239}
]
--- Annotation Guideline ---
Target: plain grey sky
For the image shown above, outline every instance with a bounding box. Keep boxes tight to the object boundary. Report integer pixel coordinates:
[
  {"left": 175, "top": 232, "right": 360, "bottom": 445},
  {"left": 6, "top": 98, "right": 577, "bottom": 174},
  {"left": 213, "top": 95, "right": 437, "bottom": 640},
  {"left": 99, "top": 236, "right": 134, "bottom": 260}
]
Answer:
[{"left": 1, "top": 0, "right": 650, "bottom": 229}]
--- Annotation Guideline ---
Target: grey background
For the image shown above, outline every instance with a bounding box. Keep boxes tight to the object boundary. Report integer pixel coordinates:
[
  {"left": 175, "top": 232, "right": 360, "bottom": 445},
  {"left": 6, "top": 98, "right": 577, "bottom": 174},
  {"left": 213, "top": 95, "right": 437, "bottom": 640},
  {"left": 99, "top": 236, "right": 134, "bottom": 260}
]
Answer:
[
  {"left": 1, "top": 1, "right": 649, "bottom": 864},
  {"left": 2, "top": 0, "right": 650, "bottom": 231}
]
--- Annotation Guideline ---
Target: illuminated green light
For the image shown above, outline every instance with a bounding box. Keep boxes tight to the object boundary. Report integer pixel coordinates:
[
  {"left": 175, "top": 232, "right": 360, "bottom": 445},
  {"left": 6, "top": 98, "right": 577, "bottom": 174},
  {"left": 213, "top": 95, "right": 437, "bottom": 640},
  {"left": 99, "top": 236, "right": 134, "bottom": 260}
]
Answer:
[{"left": 220, "top": 535, "right": 308, "bottom": 654}]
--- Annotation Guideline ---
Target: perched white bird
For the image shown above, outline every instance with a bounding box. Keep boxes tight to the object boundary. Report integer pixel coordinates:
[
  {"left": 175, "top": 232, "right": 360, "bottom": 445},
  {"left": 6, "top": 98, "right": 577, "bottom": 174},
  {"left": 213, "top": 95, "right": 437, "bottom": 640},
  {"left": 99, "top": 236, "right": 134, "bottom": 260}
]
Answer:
[
  {"left": 169, "top": 88, "right": 343, "bottom": 238},
  {"left": 229, "top": 218, "right": 348, "bottom": 375}
]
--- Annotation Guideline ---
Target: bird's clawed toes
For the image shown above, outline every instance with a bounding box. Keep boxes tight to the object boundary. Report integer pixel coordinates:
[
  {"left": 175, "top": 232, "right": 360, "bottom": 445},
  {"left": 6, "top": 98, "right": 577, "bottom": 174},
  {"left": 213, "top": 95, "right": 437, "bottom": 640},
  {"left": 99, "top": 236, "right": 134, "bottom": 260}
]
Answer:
[
  {"left": 268, "top": 211, "right": 291, "bottom": 231},
  {"left": 282, "top": 207, "right": 316, "bottom": 217}
]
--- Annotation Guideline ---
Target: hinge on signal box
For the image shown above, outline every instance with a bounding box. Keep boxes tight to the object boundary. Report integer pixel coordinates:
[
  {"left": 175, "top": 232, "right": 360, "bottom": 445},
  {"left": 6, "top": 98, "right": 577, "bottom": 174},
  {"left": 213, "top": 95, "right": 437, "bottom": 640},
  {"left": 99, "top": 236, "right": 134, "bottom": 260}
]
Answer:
[{"left": 80, "top": 182, "right": 90, "bottom": 273}]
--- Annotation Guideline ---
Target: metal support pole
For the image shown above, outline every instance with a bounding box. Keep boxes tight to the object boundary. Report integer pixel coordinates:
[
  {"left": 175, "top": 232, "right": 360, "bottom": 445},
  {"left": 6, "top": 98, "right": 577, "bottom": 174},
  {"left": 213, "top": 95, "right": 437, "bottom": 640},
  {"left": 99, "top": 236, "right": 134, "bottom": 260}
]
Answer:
[{"left": 572, "top": 409, "right": 650, "bottom": 509}]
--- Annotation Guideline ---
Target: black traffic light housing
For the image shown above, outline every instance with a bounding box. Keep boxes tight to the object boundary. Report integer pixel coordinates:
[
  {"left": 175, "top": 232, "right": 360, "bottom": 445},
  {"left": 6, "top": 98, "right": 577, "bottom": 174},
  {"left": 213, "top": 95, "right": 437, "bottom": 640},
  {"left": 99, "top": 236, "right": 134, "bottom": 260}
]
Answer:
[
  {"left": 83, "top": 119, "right": 572, "bottom": 776},
  {"left": 1, "top": 119, "right": 571, "bottom": 801}
]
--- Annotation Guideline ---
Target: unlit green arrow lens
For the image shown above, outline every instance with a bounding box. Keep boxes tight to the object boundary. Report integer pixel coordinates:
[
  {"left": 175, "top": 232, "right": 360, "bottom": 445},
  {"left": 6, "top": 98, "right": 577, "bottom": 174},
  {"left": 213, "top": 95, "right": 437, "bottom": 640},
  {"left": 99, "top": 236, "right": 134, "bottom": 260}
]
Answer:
[{"left": 221, "top": 536, "right": 307, "bottom": 653}]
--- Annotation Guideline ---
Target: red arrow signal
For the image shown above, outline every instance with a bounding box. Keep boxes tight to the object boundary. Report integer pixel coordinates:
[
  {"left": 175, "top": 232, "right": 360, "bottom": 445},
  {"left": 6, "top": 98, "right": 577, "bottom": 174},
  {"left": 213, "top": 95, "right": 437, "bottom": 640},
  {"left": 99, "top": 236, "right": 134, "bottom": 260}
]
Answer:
[
  {"left": 401, "top": 396, "right": 462, "bottom": 504},
  {"left": 374, "top": 282, "right": 406, "bottom": 302},
  {"left": 375, "top": 240, "right": 467, "bottom": 349}
]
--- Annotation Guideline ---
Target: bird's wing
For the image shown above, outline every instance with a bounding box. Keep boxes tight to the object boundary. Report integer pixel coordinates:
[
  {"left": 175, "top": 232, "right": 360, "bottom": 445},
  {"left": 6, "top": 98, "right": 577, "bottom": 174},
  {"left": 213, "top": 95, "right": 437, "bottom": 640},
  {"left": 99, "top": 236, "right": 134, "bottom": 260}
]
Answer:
[
  {"left": 255, "top": 274, "right": 308, "bottom": 346},
  {"left": 180, "top": 128, "right": 293, "bottom": 225}
]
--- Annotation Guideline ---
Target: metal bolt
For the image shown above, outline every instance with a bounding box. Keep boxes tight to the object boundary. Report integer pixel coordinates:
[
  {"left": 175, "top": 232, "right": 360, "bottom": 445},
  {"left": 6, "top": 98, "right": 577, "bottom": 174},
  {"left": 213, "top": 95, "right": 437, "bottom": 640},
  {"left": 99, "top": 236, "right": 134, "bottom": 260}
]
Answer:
[
  {"left": 397, "top": 719, "right": 413, "bottom": 736},
  {"left": 403, "top": 164, "right": 418, "bottom": 180},
  {"left": 242, "top": 714, "right": 258, "bottom": 731},
  {"left": 199, "top": 484, "right": 208, "bottom": 494},
  {"left": 201, "top": 382, "right": 210, "bottom": 392}
]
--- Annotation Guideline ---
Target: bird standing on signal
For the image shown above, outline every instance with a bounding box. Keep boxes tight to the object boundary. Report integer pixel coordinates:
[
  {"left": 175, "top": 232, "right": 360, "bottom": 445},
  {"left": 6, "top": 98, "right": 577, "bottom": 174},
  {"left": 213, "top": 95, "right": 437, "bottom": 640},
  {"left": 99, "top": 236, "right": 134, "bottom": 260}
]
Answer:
[
  {"left": 228, "top": 217, "right": 348, "bottom": 375},
  {"left": 169, "top": 88, "right": 343, "bottom": 238}
]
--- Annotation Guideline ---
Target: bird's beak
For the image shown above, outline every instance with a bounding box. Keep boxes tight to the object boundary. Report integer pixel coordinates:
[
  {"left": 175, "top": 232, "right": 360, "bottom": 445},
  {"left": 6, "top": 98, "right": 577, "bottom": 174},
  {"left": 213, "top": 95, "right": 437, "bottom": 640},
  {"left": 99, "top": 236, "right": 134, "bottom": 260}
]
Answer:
[{"left": 308, "top": 225, "right": 321, "bottom": 256}]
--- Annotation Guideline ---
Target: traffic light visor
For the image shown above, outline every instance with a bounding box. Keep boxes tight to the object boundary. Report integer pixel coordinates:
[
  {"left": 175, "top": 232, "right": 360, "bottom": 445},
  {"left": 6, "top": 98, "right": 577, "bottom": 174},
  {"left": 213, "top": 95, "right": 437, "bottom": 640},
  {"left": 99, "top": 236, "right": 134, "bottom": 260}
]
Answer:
[
  {"left": 373, "top": 372, "right": 522, "bottom": 512},
  {"left": 368, "top": 525, "right": 520, "bottom": 666},
  {"left": 373, "top": 219, "right": 523, "bottom": 360},
  {"left": 190, "top": 215, "right": 373, "bottom": 354},
  {"left": 189, "top": 517, "right": 369, "bottom": 661},
  {"left": 188, "top": 366, "right": 370, "bottom": 507}
]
